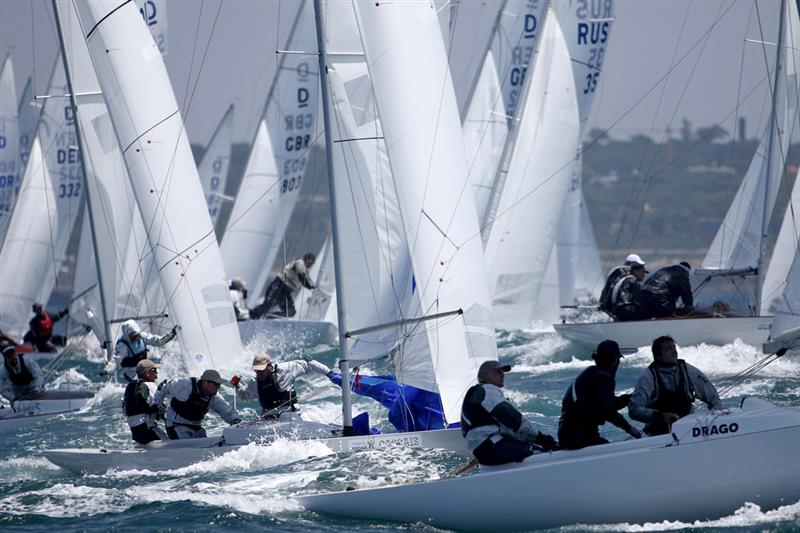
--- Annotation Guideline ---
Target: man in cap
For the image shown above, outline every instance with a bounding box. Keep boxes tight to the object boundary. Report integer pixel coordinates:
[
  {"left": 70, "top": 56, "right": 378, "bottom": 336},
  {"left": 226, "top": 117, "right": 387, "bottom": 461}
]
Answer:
[
  {"left": 629, "top": 336, "right": 722, "bottom": 436},
  {"left": 598, "top": 254, "right": 647, "bottom": 316},
  {"left": 122, "top": 359, "right": 167, "bottom": 444},
  {"left": 252, "top": 253, "right": 317, "bottom": 319},
  {"left": 640, "top": 262, "right": 694, "bottom": 318},
  {"left": 153, "top": 369, "right": 241, "bottom": 439},
  {"left": 0, "top": 343, "right": 44, "bottom": 403},
  {"left": 610, "top": 263, "right": 648, "bottom": 321},
  {"left": 558, "top": 340, "right": 641, "bottom": 450},
  {"left": 110, "top": 319, "right": 178, "bottom": 383},
  {"left": 233, "top": 352, "right": 333, "bottom": 417},
  {"left": 23, "top": 303, "right": 69, "bottom": 352},
  {"left": 460, "top": 360, "right": 558, "bottom": 466}
]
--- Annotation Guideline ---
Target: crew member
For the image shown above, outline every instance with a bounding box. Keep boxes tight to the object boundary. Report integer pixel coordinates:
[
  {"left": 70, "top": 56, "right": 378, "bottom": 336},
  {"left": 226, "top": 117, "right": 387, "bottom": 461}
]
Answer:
[
  {"left": 110, "top": 319, "right": 178, "bottom": 383},
  {"left": 122, "top": 359, "right": 167, "bottom": 444},
  {"left": 23, "top": 303, "right": 68, "bottom": 352},
  {"left": 640, "top": 262, "right": 694, "bottom": 318},
  {"left": 610, "top": 263, "right": 648, "bottom": 321},
  {"left": 234, "top": 352, "right": 332, "bottom": 417},
  {"left": 629, "top": 335, "right": 722, "bottom": 435},
  {"left": 153, "top": 369, "right": 241, "bottom": 439},
  {"left": 558, "top": 340, "right": 641, "bottom": 450},
  {"left": 461, "top": 360, "right": 558, "bottom": 466},
  {"left": 0, "top": 344, "right": 44, "bottom": 402},
  {"left": 598, "top": 254, "right": 646, "bottom": 315},
  {"left": 252, "top": 253, "right": 316, "bottom": 319},
  {"left": 229, "top": 278, "right": 250, "bottom": 321}
]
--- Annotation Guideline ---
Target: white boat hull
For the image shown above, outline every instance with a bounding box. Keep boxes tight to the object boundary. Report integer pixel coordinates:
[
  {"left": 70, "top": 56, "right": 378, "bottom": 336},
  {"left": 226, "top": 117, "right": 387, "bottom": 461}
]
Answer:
[
  {"left": 43, "top": 413, "right": 467, "bottom": 475},
  {"left": 299, "top": 398, "right": 800, "bottom": 531},
  {"left": 554, "top": 315, "right": 773, "bottom": 351},
  {"left": 237, "top": 318, "right": 338, "bottom": 347},
  {"left": 0, "top": 390, "right": 94, "bottom": 433}
]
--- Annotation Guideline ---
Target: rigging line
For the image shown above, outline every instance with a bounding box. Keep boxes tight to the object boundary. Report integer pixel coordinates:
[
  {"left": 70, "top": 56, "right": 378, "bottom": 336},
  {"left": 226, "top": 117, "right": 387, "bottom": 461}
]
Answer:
[{"left": 625, "top": 0, "right": 728, "bottom": 252}]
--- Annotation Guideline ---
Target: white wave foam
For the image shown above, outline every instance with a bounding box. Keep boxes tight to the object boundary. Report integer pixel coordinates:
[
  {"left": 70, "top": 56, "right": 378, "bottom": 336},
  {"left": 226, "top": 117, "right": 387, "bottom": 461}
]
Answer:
[{"left": 513, "top": 356, "right": 592, "bottom": 377}]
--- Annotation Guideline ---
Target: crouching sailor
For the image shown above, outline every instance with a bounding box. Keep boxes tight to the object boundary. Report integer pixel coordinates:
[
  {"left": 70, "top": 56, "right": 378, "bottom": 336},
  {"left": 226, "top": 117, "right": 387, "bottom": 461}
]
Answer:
[
  {"left": 154, "top": 369, "right": 241, "bottom": 439},
  {"left": 461, "top": 361, "right": 558, "bottom": 466},
  {"left": 0, "top": 344, "right": 44, "bottom": 403},
  {"left": 233, "top": 352, "right": 333, "bottom": 418},
  {"left": 109, "top": 319, "right": 178, "bottom": 383},
  {"left": 123, "top": 359, "right": 167, "bottom": 444}
]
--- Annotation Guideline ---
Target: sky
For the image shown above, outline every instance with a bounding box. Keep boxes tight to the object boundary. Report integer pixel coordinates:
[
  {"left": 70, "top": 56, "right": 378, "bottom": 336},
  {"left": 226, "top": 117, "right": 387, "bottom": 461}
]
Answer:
[{"left": 0, "top": 0, "right": 785, "bottom": 148}]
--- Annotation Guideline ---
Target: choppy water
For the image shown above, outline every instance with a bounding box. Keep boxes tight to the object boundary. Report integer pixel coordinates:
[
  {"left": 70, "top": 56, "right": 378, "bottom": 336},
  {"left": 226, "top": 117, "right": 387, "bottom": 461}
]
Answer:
[{"left": 1, "top": 329, "right": 800, "bottom": 532}]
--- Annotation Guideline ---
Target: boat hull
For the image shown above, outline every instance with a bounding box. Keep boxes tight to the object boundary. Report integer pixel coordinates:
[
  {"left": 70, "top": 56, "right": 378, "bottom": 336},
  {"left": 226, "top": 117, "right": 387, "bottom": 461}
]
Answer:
[
  {"left": 0, "top": 390, "right": 94, "bottom": 433},
  {"left": 43, "top": 417, "right": 467, "bottom": 475},
  {"left": 237, "top": 318, "right": 338, "bottom": 347},
  {"left": 554, "top": 315, "right": 773, "bottom": 351},
  {"left": 299, "top": 399, "right": 800, "bottom": 531}
]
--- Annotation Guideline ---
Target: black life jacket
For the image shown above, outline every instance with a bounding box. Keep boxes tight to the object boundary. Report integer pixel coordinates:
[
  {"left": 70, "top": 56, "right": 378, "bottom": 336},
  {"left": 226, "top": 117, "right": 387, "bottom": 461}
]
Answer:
[
  {"left": 460, "top": 384, "right": 498, "bottom": 437},
  {"left": 5, "top": 355, "right": 34, "bottom": 386},
  {"left": 123, "top": 379, "right": 159, "bottom": 417},
  {"left": 257, "top": 366, "right": 297, "bottom": 413},
  {"left": 118, "top": 338, "right": 148, "bottom": 368},
  {"left": 645, "top": 360, "right": 695, "bottom": 435},
  {"left": 170, "top": 378, "right": 212, "bottom": 422}
]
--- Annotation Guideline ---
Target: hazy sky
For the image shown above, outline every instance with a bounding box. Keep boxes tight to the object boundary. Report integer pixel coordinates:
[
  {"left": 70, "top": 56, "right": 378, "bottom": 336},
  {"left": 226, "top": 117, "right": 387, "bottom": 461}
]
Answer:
[{"left": 0, "top": 0, "right": 784, "bottom": 148}]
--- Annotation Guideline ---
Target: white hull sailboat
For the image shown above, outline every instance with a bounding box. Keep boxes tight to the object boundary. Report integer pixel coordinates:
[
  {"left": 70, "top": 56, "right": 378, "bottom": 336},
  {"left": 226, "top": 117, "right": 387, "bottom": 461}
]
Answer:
[
  {"left": 0, "top": 390, "right": 94, "bottom": 433},
  {"left": 555, "top": 315, "right": 774, "bottom": 352},
  {"left": 298, "top": 398, "right": 800, "bottom": 531}
]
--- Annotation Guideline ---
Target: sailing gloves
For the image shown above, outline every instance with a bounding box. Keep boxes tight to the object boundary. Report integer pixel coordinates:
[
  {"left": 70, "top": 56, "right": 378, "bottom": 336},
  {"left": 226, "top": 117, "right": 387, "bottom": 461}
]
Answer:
[{"left": 534, "top": 431, "right": 558, "bottom": 452}]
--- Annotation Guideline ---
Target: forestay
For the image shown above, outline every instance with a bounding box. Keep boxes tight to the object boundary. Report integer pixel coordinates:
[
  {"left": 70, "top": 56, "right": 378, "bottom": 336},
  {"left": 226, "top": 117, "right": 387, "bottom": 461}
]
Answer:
[
  {"left": 0, "top": 55, "right": 19, "bottom": 246},
  {"left": 75, "top": 0, "right": 243, "bottom": 373},
  {"left": 483, "top": 12, "right": 581, "bottom": 329},
  {"left": 221, "top": 0, "right": 319, "bottom": 299},
  {"left": 356, "top": 0, "right": 497, "bottom": 424},
  {"left": 198, "top": 103, "right": 233, "bottom": 230}
]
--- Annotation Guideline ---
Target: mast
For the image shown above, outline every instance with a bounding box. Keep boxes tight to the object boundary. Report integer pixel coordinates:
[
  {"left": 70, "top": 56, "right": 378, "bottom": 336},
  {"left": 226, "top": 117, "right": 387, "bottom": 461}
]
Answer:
[
  {"left": 51, "top": 0, "right": 113, "bottom": 364},
  {"left": 313, "top": 0, "right": 354, "bottom": 435},
  {"left": 755, "top": 0, "right": 787, "bottom": 314}
]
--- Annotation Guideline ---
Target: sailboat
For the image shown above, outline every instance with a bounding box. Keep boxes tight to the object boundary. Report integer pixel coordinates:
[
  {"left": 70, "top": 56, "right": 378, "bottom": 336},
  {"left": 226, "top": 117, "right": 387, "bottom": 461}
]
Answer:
[
  {"left": 197, "top": 103, "right": 234, "bottom": 234},
  {"left": 44, "top": 0, "right": 496, "bottom": 475},
  {"left": 0, "top": 54, "right": 19, "bottom": 244},
  {"left": 555, "top": 1, "right": 800, "bottom": 350}
]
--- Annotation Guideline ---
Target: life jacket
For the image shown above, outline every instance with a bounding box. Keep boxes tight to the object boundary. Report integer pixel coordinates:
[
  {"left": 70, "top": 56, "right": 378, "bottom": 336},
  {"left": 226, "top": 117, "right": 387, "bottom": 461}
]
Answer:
[
  {"left": 645, "top": 360, "right": 695, "bottom": 435},
  {"left": 598, "top": 266, "right": 629, "bottom": 312},
  {"left": 170, "top": 378, "right": 212, "bottom": 423},
  {"left": 123, "top": 379, "right": 159, "bottom": 417},
  {"left": 460, "top": 384, "right": 499, "bottom": 437},
  {"left": 611, "top": 275, "right": 635, "bottom": 307},
  {"left": 5, "top": 355, "right": 34, "bottom": 386},
  {"left": 257, "top": 367, "right": 297, "bottom": 413},
  {"left": 118, "top": 337, "right": 148, "bottom": 368},
  {"left": 36, "top": 312, "right": 53, "bottom": 340}
]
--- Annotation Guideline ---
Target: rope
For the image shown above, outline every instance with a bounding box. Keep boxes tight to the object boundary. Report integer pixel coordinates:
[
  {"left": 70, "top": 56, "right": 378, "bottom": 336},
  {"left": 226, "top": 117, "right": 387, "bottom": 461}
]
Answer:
[{"left": 714, "top": 347, "right": 788, "bottom": 399}]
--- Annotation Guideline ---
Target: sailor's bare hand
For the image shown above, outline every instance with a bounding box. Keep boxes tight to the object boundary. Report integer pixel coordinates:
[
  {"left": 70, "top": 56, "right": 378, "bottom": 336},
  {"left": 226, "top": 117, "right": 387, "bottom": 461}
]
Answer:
[{"left": 661, "top": 412, "right": 679, "bottom": 427}]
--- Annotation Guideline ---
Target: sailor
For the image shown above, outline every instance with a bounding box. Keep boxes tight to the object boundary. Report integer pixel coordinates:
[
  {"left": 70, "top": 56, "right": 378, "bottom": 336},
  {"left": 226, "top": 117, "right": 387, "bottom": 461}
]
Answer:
[
  {"left": 23, "top": 303, "right": 68, "bottom": 352},
  {"left": 229, "top": 278, "right": 250, "bottom": 321},
  {"left": 598, "top": 254, "right": 646, "bottom": 315},
  {"left": 122, "top": 359, "right": 167, "bottom": 444},
  {"left": 153, "top": 369, "right": 241, "bottom": 439},
  {"left": 0, "top": 329, "right": 18, "bottom": 346},
  {"left": 233, "top": 352, "right": 333, "bottom": 417},
  {"left": 252, "top": 253, "right": 316, "bottom": 319},
  {"left": 629, "top": 336, "right": 722, "bottom": 436},
  {"left": 640, "top": 262, "right": 694, "bottom": 318},
  {"left": 460, "top": 361, "right": 558, "bottom": 466},
  {"left": 558, "top": 340, "right": 641, "bottom": 450},
  {"left": 0, "top": 343, "right": 44, "bottom": 403},
  {"left": 110, "top": 319, "right": 178, "bottom": 383},
  {"left": 610, "top": 263, "right": 648, "bottom": 321}
]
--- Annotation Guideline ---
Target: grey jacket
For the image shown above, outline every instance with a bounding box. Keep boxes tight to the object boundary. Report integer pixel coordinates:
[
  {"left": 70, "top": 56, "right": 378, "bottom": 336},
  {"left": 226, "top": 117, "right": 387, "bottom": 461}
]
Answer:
[
  {"left": 153, "top": 378, "right": 240, "bottom": 427},
  {"left": 461, "top": 383, "right": 540, "bottom": 452},
  {"left": 629, "top": 362, "right": 721, "bottom": 424}
]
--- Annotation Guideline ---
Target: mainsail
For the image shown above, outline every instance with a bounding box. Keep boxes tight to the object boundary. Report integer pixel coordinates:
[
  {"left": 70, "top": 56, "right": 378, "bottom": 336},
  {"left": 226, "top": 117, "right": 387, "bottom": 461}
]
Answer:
[
  {"left": 135, "top": 0, "right": 168, "bottom": 55},
  {"left": 17, "top": 77, "right": 36, "bottom": 176},
  {"left": 0, "top": 55, "right": 19, "bottom": 245},
  {"left": 75, "top": 0, "right": 243, "bottom": 373},
  {"left": 198, "top": 103, "right": 234, "bottom": 231}
]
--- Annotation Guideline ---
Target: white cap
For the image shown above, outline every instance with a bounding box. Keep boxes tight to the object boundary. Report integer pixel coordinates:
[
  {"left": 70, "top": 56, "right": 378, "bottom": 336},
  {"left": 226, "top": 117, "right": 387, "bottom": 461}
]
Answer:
[{"left": 625, "top": 254, "right": 645, "bottom": 266}]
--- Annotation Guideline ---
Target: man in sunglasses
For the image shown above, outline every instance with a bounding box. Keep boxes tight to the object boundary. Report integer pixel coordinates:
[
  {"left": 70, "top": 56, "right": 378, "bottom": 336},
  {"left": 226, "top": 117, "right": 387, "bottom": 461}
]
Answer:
[{"left": 122, "top": 359, "right": 167, "bottom": 444}]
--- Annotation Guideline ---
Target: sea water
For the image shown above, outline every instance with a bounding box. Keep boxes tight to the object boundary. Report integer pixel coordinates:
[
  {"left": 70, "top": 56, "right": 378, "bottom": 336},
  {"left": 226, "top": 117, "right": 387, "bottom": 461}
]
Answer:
[{"left": 1, "top": 329, "right": 799, "bottom": 532}]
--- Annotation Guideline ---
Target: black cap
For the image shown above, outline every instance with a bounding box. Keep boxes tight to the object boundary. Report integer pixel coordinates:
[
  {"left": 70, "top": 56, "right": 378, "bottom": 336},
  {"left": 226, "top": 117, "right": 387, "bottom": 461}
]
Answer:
[
  {"left": 679, "top": 261, "right": 691, "bottom": 270},
  {"left": 478, "top": 360, "right": 512, "bottom": 381},
  {"left": 594, "top": 339, "right": 623, "bottom": 360}
]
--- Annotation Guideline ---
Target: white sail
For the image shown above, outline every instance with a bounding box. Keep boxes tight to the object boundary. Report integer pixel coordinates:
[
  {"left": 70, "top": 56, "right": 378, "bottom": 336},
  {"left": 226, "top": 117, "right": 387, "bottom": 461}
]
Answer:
[
  {"left": 484, "top": 13, "right": 580, "bottom": 329},
  {"left": 135, "top": 0, "right": 168, "bottom": 55},
  {"left": 296, "top": 234, "right": 335, "bottom": 322},
  {"left": 0, "top": 137, "right": 57, "bottom": 337},
  {"left": 0, "top": 55, "right": 19, "bottom": 245},
  {"left": 221, "top": 0, "right": 319, "bottom": 299},
  {"left": 701, "top": 1, "right": 800, "bottom": 276},
  {"left": 75, "top": 0, "right": 243, "bottom": 373},
  {"left": 357, "top": 0, "right": 497, "bottom": 424},
  {"left": 764, "top": 236, "right": 800, "bottom": 352},
  {"left": 761, "top": 168, "right": 800, "bottom": 314},
  {"left": 198, "top": 103, "right": 233, "bottom": 230},
  {"left": 17, "top": 77, "right": 36, "bottom": 175}
]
